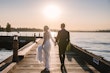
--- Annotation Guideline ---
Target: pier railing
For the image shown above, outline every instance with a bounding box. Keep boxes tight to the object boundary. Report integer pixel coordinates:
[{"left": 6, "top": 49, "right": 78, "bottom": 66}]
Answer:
[{"left": 71, "top": 44, "right": 110, "bottom": 73}]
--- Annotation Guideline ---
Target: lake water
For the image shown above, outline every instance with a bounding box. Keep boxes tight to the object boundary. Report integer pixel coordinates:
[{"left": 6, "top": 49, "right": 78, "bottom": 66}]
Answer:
[
  {"left": 0, "top": 32, "right": 110, "bottom": 62},
  {"left": 70, "top": 32, "right": 110, "bottom": 61}
]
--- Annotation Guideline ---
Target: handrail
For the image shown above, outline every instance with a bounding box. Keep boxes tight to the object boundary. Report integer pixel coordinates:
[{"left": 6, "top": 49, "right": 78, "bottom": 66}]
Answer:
[
  {"left": 72, "top": 44, "right": 110, "bottom": 65},
  {"left": 71, "top": 44, "right": 110, "bottom": 72}
]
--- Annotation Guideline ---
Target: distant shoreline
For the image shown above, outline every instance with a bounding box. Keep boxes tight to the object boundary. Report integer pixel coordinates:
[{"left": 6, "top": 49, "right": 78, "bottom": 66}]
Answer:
[
  {"left": 69, "top": 31, "right": 110, "bottom": 32},
  {"left": 0, "top": 30, "right": 110, "bottom": 33},
  {"left": 0, "top": 27, "right": 110, "bottom": 32}
]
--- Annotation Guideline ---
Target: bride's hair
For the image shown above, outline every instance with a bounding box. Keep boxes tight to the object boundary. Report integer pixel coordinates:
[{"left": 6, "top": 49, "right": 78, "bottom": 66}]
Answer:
[{"left": 44, "top": 26, "right": 49, "bottom": 31}]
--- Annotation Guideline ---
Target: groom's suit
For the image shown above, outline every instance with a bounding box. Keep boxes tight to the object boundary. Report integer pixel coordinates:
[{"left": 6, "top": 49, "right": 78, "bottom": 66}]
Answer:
[{"left": 56, "top": 29, "right": 70, "bottom": 65}]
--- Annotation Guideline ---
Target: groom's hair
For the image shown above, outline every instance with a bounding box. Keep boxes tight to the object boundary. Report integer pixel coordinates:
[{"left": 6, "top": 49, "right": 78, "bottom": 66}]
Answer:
[{"left": 61, "top": 23, "right": 65, "bottom": 28}]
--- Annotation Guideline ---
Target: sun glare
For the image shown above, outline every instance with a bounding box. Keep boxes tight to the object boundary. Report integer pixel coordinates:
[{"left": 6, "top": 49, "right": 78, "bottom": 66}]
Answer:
[{"left": 43, "top": 4, "right": 61, "bottom": 19}]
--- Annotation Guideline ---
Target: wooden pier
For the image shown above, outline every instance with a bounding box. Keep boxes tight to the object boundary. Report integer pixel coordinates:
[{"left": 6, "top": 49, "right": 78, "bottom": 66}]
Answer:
[{"left": 0, "top": 39, "right": 100, "bottom": 73}]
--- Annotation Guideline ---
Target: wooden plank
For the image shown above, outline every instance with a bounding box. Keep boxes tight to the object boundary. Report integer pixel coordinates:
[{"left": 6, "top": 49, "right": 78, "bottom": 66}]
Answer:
[
  {"left": 18, "top": 39, "right": 40, "bottom": 56},
  {"left": 0, "top": 63, "right": 6, "bottom": 68}
]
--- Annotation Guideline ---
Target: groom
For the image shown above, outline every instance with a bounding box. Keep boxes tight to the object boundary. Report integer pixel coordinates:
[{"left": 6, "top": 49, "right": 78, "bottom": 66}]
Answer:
[{"left": 55, "top": 23, "right": 70, "bottom": 69}]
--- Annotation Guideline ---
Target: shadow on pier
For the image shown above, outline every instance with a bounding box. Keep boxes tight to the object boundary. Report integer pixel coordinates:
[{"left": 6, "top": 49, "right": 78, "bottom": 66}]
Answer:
[{"left": 66, "top": 50, "right": 94, "bottom": 73}]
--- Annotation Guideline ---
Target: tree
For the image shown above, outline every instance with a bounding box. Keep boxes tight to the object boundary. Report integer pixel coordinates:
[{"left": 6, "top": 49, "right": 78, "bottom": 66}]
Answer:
[
  {"left": 6, "top": 23, "right": 11, "bottom": 32},
  {"left": 0, "top": 25, "right": 4, "bottom": 31}
]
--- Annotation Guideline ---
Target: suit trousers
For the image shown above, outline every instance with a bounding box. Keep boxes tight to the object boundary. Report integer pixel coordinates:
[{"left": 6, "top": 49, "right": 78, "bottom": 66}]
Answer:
[{"left": 58, "top": 43, "right": 67, "bottom": 64}]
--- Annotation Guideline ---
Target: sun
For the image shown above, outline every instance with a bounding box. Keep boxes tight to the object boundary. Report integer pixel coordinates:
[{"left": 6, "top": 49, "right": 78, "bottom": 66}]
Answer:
[{"left": 43, "top": 4, "right": 61, "bottom": 19}]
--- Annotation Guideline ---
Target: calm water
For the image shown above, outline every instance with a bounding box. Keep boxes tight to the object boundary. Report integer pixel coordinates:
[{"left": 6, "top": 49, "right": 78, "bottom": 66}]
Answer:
[
  {"left": 0, "top": 32, "right": 110, "bottom": 62},
  {"left": 70, "top": 32, "right": 110, "bottom": 61}
]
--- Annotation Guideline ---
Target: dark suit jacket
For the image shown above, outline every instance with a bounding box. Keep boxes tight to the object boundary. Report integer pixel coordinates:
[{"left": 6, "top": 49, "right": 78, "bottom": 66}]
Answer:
[{"left": 56, "top": 29, "right": 70, "bottom": 54}]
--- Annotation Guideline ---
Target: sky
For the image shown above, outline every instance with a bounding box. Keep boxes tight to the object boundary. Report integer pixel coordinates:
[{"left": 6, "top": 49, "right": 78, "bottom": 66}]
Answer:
[{"left": 0, "top": 0, "right": 110, "bottom": 31}]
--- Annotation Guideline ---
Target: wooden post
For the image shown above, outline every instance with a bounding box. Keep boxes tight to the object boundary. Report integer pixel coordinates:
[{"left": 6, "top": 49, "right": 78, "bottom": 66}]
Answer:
[
  {"left": 34, "top": 33, "right": 36, "bottom": 42},
  {"left": 39, "top": 33, "right": 40, "bottom": 37},
  {"left": 12, "top": 35, "right": 19, "bottom": 62}
]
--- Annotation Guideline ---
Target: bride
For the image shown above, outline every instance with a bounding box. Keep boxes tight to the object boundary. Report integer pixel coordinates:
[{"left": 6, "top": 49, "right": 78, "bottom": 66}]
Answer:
[{"left": 39, "top": 26, "right": 54, "bottom": 72}]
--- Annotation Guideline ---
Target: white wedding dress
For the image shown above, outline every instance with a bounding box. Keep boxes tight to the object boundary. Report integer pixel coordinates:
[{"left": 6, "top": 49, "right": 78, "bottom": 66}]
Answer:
[
  {"left": 37, "top": 31, "right": 53, "bottom": 70},
  {"left": 43, "top": 38, "right": 51, "bottom": 69}
]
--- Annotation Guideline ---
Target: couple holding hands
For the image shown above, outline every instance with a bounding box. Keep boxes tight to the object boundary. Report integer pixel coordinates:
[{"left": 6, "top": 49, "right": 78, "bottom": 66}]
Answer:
[{"left": 37, "top": 23, "right": 70, "bottom": 73}]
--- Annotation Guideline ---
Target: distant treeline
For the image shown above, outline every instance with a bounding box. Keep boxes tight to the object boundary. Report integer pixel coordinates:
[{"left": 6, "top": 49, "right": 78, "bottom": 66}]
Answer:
[
  {"left": 97, "top": 30, "right": 110, "bottom": 32},
  {"left": 0, "top": 23, "right": 58, "bottom": 32},
  {"left": 0, "top": 23, "right": 110, "bottom": 32},
  {"left": 1, "top": 27, "right": 110, "bottom": 32},
  {"left": 0, "top": 27, "right": 43, "bottom": 32},
  {"left": 1, "top": 26, "right": 110, "bottom": 32},
  {"left": 11, "top": 28, "right": 43, "bottom": 32},
  {"left": 0, "top": 23, "right": 43, "bottom": 32},
  {"left": 69, "top": 30, "right": 110, "bottom": 32}
]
